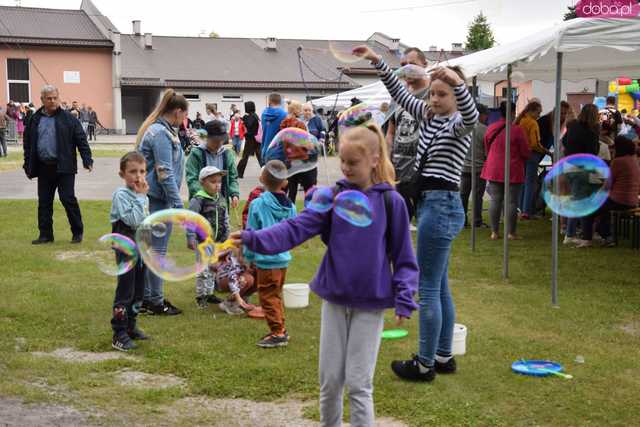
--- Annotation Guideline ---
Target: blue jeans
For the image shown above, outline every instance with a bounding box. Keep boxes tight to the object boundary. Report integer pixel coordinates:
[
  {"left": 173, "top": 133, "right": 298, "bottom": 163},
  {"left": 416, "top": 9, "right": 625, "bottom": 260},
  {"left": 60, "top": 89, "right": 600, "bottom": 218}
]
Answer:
[
  {"left": 231, "top": 135, "right": 242, "bottom": 155},
  {"left": 144, "top": 196, "right": 171, "bottom": 305},
  {"left": 416, "top": 191, "right": 465, "bottom": 366},
  {"left": 521, "top": 152, "right": 543, "bottom": 215}
]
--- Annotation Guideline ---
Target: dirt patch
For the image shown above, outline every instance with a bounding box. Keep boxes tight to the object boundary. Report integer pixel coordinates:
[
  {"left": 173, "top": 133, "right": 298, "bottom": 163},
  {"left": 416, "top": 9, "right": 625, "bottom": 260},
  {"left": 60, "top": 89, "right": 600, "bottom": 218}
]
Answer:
[
  {"left": 32, "top": 347, "right": 138, "bottom": 363},
  {"left": 620, "top": 320, "right": 640, "bottom": 337},
  {"left": 115, "top": 370, "right": 186, "bottom": 389},
  {"left": 0, "top": 397, "right": 94, "bottom": 426},
  {"left": 163, "top": 396, "right": 407, "bottom": 426}
]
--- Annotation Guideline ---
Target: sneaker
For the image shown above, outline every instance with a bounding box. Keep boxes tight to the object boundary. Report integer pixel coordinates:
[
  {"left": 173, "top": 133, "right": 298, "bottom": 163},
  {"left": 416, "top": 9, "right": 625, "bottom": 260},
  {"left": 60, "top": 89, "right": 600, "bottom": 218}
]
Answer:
[
  {"left": 434, "top": 357, "right": 457, "bottom": 374},
  {"left": 256, "top": 333, "right": 288, "bottom": 348},
  {"left": 219, "top": 300, "right": 244, "bottom": 315},
  {"left": 592, "top": 233, "right": 605, "bottom": 243},
  {"left": 127, "top": 327, "right": 149, "bottom": 340},
  {"left": 563, "top": 236, "right": 579, "bottom": 245},
  {"left": 574, "top": 239, "right": 593, "bottom": 248},
  {"left": 196, "top": 296, "right": 208, "bottom": 309},
  {"left": 71, "top": 234, "right": 83, "bottom": 244},
  {"left": 147, "top": 300, "right": 182, "bottom": 316},
  {"left": 391, "top": 354, "right": 436, "bottom": 382},
  {"left": 139, "top": 301, "right": 151, "bottom": 314},
  {"left": 31, "top": 236, "right": 54, "bottom": 245},
  {"left": 112, "top": 334, "right": 136, "bottom": 352},
  {"left": 206, "top": 294, "right": 222, "bottom": 304}
]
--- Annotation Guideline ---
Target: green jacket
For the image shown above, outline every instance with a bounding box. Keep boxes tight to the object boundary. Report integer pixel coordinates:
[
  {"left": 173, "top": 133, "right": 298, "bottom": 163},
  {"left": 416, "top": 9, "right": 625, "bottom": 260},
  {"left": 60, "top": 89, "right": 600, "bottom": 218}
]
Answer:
[{"left": 185, "top": 144, "right": 240, "bottom": 204}]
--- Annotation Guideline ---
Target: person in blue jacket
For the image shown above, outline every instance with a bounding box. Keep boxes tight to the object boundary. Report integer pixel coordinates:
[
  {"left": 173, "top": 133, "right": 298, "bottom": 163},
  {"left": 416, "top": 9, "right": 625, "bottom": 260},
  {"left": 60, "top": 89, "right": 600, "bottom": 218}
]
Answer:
[{"left": 259, "top": 93, "right": 287, "bottom": 164}]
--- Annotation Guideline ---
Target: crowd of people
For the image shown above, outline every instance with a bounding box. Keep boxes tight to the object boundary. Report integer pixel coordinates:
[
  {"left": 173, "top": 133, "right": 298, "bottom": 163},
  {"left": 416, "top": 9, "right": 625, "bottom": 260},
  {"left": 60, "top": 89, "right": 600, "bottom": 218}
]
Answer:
[
  {"left": 19, "top": 43, "right": 640, "bottom": 425},
  {"left": 0, "top": 99, "right": 102, "bottom": 158}
]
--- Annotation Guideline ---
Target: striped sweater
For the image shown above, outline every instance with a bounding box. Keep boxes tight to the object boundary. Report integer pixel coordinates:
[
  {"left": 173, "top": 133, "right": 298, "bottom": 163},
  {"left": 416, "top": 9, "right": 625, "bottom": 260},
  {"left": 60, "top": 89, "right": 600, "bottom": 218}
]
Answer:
[{"left": 375, "top": 59, "right": 478, "bottom": 185}]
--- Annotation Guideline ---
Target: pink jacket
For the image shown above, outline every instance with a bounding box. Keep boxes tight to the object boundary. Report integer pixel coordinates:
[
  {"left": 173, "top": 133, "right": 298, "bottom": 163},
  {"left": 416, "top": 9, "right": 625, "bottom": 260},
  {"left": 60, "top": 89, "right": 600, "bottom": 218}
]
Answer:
[{"left": 481, "top": 119, "right": 531, "bottom": 184}]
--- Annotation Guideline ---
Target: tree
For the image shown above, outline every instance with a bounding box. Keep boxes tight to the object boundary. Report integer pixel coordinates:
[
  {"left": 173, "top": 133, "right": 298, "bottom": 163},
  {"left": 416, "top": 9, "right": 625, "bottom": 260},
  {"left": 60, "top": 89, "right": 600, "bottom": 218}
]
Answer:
[{"left": 464, "top": 12, "right": 495, "bottom": 52}]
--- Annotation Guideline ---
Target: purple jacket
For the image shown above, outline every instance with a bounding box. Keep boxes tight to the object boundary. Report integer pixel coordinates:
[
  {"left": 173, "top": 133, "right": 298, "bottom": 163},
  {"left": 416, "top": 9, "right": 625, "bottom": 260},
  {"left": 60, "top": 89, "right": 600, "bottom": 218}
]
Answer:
[{"left": 241, "top": 181, "right": 419, "bottom": 317}]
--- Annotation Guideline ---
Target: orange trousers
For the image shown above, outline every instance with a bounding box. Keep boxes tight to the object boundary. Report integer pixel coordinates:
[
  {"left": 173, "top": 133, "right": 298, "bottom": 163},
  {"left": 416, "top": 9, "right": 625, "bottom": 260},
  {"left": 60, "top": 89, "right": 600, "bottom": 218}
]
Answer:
[{"left": 256, "top": 268, "right": 287, "bottom": 335}]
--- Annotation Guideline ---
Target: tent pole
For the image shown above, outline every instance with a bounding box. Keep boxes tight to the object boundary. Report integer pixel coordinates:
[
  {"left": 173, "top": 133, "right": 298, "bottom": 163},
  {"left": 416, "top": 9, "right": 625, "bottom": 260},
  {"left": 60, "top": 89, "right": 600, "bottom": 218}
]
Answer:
[
  {"left": 503, "top": 65, "right": 512, "bottom": 280},
  {"left": 551, "top": 52, "right": 563, "bottom": 307},
  {"left": 471, "top": 76, "right": 478, "bottom": 252}
]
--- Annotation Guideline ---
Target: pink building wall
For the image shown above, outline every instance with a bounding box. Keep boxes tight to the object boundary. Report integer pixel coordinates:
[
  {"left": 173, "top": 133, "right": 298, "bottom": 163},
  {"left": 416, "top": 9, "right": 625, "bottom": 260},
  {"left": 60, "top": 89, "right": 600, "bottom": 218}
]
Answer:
[
  {"left": 495, "top": 80, "right": 535, "bottom": 114},
  {"left": 0, "top": 47, "right": 113, "bottom": 128}
]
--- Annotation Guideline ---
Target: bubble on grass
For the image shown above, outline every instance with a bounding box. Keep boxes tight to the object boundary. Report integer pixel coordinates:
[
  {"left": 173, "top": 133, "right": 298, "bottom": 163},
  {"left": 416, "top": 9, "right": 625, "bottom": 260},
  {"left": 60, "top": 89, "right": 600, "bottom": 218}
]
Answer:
[
  {"left": 334, "top": 190, "right": 373, "bottom": 227},
  {"left": 542, "top": 154, "right": 611, "bottom": 218},
  {"left": 95, "top": 233, "right": 138, "bottom": 276},
  {"left": 136, "top": 209, "right": 214, "bottom": 281}
]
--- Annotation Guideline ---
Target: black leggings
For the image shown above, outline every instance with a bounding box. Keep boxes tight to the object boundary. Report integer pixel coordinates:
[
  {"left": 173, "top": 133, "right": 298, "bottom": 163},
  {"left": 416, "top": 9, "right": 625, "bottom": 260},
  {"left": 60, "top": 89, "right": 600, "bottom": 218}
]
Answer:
[{"left": 287, "top": 168, "right": 318, "bottom": 203}]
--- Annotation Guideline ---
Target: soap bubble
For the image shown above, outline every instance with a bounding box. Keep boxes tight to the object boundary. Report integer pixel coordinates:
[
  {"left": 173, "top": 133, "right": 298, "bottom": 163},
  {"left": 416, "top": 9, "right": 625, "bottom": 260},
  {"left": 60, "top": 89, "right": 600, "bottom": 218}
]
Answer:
[
  {"left": 304, "top": 186, "right": 334, "bottom": 213},
  {"left": 328, "top": 41, "right": 362, "bottom": 64},
  {"left": 95, "top": 233, "right": 138, "bottom": 276},
  {"left": 136, "top": 209, "right": 214, "bottom": 281},
  {"left": 394, "top": 64, "right": 428, "bottom": 81},
  {"left": 511, "top": 70, "right": 527, "bottom": 85},
  {"left": 542, "top": 154, "right": 611, "bottom": 218},
  {"left": 338, "top": 103, "right": 377, "bottom": 134},
  {"left": 334, "top": 190, "right": 373, "bottom": 227},
  {"left": 265, "top": 127, "right": 321, "bottom": 177}
]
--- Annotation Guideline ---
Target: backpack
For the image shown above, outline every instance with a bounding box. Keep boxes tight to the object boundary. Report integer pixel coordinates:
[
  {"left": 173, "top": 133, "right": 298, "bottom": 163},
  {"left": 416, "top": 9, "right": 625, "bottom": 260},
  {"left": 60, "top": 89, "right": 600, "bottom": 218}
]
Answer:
[{"left": 331, "top": 183, "right": 395, "bottom": 259}]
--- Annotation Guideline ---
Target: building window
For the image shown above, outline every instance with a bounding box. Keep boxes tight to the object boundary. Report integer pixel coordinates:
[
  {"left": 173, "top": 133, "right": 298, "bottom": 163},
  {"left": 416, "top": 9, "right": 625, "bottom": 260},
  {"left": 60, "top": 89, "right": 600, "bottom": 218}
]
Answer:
[
  {"left": 7, "top": 58, "right": 30, "bottom": 103},
  {"left": 222, "top": 95, "right": 242, "bottom": 102},
  {"left": 184, "top": 94, "right": 200, "bottom": 101}
]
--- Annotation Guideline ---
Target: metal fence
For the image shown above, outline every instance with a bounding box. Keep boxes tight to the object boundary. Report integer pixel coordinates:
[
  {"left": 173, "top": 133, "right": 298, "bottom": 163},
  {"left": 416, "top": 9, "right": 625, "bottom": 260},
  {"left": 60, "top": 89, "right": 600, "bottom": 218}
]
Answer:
[{"left": 6, "top": 118, "right": 18, "bottom": 145}]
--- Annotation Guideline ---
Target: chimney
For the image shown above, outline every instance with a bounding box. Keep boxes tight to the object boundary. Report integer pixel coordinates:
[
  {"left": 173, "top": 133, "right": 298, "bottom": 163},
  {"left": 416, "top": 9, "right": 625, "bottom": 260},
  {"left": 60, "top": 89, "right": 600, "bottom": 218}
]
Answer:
[
  {"left": 132, "top": 20, "right": 141, "bottom": 36},
  {"left": 451, "top": 42, "right": 463, "bottom": 52},
  {"left": 144, "top": 33, "right": 152, "bottom": 49},
  {"left": 428, "top": 45, "right": 437, "bottom": 52},
  {"left": 265, "top": 37, "right": 277, "bottom": 50},
  {"left": 389, "top": 38, "right": 400, "bottom": 51}
]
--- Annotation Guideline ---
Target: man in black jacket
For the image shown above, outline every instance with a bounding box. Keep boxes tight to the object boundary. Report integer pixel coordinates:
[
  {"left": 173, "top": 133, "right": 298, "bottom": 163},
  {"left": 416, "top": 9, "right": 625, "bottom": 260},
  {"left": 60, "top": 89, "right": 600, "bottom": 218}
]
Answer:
[{"left": 23, "top": 85, "right": 93, "bottom": 244}]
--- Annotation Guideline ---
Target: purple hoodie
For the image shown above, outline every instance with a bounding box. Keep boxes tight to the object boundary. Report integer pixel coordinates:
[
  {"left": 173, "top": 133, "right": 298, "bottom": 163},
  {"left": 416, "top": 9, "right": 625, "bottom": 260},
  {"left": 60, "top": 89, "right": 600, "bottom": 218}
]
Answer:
[{"left": 241, "top": 180, "right": 419, "bottom": 318}]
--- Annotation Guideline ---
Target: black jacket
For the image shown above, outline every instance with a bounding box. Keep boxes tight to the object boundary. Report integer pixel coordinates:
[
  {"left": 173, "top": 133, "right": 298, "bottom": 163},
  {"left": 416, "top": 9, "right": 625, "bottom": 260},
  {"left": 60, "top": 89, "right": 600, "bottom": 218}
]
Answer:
[
  {"left": 562, "top": 121, "right": 599, "bottom": 157},
  {"left": 243, "top": 101, "right": 259, "bottom": 138},
  {"left": 23, "top": 107, "right": 93, "bottom": 178}
]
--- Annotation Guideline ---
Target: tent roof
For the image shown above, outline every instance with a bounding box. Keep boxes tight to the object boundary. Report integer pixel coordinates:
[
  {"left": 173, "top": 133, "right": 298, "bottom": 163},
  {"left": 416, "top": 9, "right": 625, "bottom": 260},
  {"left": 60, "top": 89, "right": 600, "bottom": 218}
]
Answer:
[
  {"left": 443, "top": 18, "right": 640, "bottom": 82},
  {"left": 313, "top": 18, "right": 640, "bottom": 108}
]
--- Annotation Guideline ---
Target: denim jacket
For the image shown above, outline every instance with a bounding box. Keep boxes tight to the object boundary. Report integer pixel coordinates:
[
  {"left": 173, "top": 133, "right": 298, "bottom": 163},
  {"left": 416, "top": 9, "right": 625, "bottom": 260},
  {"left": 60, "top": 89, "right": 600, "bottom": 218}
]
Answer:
[{"left": 138, "top": 118, "right": 184, "bottom": 208}]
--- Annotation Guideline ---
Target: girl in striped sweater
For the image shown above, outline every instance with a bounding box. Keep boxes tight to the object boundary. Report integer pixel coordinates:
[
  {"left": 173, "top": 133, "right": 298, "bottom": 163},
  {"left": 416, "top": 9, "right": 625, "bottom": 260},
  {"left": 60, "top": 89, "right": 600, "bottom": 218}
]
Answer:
[{"left": 353, "top": 45, "right": 478, "bottom": 382}]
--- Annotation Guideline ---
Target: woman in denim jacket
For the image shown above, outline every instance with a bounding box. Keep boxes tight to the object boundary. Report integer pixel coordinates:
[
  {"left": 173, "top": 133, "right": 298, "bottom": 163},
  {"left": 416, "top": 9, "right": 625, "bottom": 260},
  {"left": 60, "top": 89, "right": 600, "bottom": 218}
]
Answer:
[{"left": 136, "top": 89, "right": 189, "bottom": 316}]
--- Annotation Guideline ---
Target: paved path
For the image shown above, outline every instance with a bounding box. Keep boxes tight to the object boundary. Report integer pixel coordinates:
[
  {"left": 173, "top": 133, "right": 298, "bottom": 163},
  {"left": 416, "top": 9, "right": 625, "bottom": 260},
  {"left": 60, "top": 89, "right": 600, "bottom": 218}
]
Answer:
[{"left": 0, "top": 140, "right": 342, "bottom": 200}]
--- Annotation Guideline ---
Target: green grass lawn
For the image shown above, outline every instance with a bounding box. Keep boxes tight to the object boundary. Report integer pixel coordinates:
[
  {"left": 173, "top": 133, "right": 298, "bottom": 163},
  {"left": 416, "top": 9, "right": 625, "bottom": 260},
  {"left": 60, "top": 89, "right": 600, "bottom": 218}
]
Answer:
[
  {"left": 0, "top": 146, "right": 130, "bottom": 171},
  {"left": 0, "top": 199, "right": 638, "bottom": 426}
]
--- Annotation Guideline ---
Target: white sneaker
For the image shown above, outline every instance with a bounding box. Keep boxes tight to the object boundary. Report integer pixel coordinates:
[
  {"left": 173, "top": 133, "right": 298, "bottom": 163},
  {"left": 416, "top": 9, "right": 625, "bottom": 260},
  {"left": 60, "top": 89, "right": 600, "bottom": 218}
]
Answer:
[
  {"left": 409, "top": 224, "right": 417, "bottom": 232},
  {"left": 574, "top": 239, "right": 593, "bottom": 248},
  {"left": 563, "top": 236, "right": 579, "bottom": 245}
]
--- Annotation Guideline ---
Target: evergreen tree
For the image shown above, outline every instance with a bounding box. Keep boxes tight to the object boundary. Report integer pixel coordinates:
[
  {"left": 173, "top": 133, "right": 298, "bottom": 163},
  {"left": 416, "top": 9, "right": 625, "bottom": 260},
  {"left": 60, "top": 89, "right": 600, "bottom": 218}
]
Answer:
[
  {"left": 464, "top": 12, "right": 496, "bottom": 52},
  {"left": 564, "top": 5, "right": 577, "bottom": 20}
]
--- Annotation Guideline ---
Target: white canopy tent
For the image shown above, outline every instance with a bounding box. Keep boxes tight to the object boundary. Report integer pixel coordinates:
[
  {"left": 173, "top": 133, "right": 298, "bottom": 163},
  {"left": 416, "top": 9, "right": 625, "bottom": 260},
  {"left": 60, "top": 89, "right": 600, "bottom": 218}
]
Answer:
[{"left": 315, "top": 17, "right": 640, "bottom": 305}]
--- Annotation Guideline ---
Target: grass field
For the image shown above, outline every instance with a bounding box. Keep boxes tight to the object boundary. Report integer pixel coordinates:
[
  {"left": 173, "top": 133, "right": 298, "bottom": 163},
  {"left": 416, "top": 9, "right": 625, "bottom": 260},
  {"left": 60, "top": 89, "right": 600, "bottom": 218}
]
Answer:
[
  {"left": 0, "top": 146, "right": 130, "bottom": 171},
  {"left": 0, "top": 199, "right": 638, "bottom": 426}
]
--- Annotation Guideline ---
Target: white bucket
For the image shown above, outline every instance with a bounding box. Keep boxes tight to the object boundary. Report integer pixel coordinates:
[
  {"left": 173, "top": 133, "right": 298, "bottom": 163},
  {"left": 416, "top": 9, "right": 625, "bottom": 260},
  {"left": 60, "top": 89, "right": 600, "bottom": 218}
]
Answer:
[
  {"left": 283, "top": 283, "right": 310, "bottom": 308},
  {"left": 452, "top": 323, "right": 467, "bottom": 356}
]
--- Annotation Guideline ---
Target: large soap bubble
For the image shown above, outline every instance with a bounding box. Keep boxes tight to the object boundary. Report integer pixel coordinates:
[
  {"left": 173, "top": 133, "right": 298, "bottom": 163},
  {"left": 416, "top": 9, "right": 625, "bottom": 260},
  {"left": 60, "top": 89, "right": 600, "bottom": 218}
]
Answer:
[
  {"left": 265, "top": 127, "right": 321, "bottom": 177},
  {"left": 542, "top": 154, "right": 611, "bottom": 218},
  {"left": 95, "top": 233, "right": 139, "bottom": 276},
  {"left": 136, "top": 209, "right": 214, "bottom": 281}
]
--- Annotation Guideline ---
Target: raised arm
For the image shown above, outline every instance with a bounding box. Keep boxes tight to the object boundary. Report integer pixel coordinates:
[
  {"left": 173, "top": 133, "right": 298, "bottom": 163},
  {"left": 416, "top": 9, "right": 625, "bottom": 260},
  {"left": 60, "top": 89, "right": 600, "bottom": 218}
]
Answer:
[{"left": 451, "top": 84, "right": 479, "bottom": 137}]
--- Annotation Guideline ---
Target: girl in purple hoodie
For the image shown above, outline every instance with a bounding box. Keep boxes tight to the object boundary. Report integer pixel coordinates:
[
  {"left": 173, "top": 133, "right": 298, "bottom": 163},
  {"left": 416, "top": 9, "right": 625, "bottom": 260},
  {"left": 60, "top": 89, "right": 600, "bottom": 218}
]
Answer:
[{"left": 232, "top": 124, "right": 418, "bottom": 426}]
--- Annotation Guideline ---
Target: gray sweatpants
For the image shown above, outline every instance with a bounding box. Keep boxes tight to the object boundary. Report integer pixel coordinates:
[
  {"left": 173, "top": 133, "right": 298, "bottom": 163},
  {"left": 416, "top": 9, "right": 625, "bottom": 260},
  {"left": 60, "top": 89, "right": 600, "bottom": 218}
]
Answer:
[{"left": 319, "top": 300, "right": 385, "bottom": 427}]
